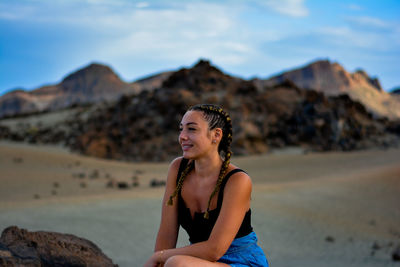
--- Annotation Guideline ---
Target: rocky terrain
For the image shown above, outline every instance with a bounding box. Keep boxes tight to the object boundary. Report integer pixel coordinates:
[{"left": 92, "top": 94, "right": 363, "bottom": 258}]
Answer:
[
  {"left": 0, "top": 226, "right": 117, "bottom": 266},
  {"left": 0, "top": 64, "right": 171, "bottom": 118},
  {"left": 0, "top": 60, "right": 399, "bottom": 161},
  {"left": 262, "top": 60, "right": 400, "bottom": 120},
  {"left": 390, "top": 88, "right": 400, "bottom": 95},
  {"left": 391, "top": 88, "right": 400, "bottom": 103},
  {"left": 2, "top": 59, "right": 399, "bottom": 120}
]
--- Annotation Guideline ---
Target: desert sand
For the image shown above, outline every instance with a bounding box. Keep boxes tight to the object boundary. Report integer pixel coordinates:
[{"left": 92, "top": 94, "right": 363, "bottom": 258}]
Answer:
[{"left": 0, "top": 141, "right": 399, "bottom": 267}]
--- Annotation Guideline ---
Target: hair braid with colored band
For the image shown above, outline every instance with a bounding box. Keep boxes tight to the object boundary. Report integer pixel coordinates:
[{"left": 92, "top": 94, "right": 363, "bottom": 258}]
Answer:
[
  {"left": 192, "top": 105, "right": 233, "bottom": 219},
  {"left": 167, "top": 104, "right": 233, "bottom": 219},
  {"left": 167, "top": 160, "right": 194, "bottom": 206}
]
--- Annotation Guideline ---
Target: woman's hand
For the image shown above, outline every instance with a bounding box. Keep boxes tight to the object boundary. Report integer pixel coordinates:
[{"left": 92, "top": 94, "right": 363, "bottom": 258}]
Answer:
[{"left": 143, "top": 251, "right": 163, "bottom": 267}]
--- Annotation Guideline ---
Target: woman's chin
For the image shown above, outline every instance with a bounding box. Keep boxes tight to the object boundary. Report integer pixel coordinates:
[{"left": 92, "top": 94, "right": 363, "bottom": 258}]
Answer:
[{"left": 182, "top": 151, "right": 196, "bottom": 159}]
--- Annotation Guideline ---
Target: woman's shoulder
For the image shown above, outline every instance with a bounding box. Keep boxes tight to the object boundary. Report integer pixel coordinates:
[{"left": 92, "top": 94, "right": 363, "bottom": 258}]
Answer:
[
  {"left": 165, "top": 157, "right": 185, "bottom": 186},
  {"left": 168, "top": 156, "right": 187, "bottom": 174},
  {"left": 225, "top": 164, "right": 252, "bottom": 188},
  {"left": 170, "top": 156, "right": 183, "bottom": 165},
  {"left": 227, "top": 163, "right": 248, "bottom": 176}
]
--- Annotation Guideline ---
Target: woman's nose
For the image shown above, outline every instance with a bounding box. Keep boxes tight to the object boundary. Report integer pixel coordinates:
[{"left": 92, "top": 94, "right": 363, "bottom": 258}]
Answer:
[{"left": 179, "top": 131, "right": 187, "bottom": 141}]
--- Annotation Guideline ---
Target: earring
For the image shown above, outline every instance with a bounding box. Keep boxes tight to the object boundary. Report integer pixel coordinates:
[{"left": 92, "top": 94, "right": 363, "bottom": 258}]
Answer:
[{"left": 212, "top": 140, "right": 216, "bottom": 144}]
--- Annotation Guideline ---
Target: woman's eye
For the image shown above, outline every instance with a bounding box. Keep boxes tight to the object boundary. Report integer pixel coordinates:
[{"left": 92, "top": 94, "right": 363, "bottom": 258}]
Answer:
[
  {"left": 188, "top": 128, "right": 196, "bottom": 131},
  {"left": 179, "top": 128, "right": 183, "bottom": 131}
]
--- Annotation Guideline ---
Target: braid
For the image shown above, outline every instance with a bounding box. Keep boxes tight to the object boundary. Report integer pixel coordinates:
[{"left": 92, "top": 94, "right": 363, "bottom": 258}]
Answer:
[
  {"left": 166, "top": 104, "right": 233, "bottom": 220},
  {"left": 166, "top": 160, "right": 194, "bottom": 206},
  {"left": 204, "top": 149, "right": 232, "bottom": 219},
  {"left": 189, "top": 104, "right": 233, "bottom": 219}
]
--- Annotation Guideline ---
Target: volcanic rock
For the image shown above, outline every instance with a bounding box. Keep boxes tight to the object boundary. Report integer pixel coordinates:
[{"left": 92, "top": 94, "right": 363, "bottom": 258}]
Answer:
[
  {"left": 390, "top": 88, "right": 400, "bottom": 95},
  {"left": 1, "top": 59, "right": 399, "bottom": 162},
  {"left": 0, "top": 226, "right": 117, "bottom": 266},
  {"left": 393, "top": 244, "right": 400, "bottom": 261},
  {"left": 263, "top": 59, "right": 400, "bottom": 120}
]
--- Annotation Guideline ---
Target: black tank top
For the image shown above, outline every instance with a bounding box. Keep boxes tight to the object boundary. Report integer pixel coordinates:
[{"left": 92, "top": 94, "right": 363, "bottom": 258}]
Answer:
[{"left": 177, "top": 158, "right": 253, "bottom": 243}]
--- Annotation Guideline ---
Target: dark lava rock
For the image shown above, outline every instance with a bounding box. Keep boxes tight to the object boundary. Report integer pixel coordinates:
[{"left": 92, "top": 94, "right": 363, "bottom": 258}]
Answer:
[
  {"left": 0, "top": 226, "right": 117, "bottom": 267},
  {"left": 150, "top": 179, "right": 166, "bottom": 187},
  {"left": 372, "top": 241, "right": 381, "bottom": 250},
  {"left": 325, "top": 236, "right": 335, "bottom": 243},
  {"left": 393, "top": 244, "right": 400, "bottom": 261},
  {"left": 117, "top": 182, "right": 129, "bottom": 189}
]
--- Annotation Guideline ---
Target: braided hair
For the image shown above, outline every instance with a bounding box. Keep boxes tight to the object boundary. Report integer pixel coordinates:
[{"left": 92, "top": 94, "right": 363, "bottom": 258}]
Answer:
[{"left": 167, "top": 104, "right": 233, "bottom": 219}]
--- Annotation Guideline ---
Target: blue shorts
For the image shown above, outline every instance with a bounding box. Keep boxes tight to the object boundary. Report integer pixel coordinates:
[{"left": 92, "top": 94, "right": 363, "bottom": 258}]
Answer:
[{"left": 217, "top": 232, "right": 269, "bottom": 267}]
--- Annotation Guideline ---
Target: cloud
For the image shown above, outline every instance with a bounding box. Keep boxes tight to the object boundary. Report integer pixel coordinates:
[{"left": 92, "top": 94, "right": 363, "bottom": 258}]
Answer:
[
  {"left": 346, "top": 16, "right": 390, "bottom": 30},
  {"left": 0, "top": 2, "right": 37, "bottom": 20},
  {"left": 317, "top": 25, "right": 399, "bottom": 51},
  {"left": 345, "top": 4, "right": 363, "bottom": 11},
  {"left": 0, "top": 1, "right": 264, "bottom": 68},
  {"left": 261, "top": 0, "right": 309, "bottom": 17},
  {"left": 136, "top": 2, "right": 149, "bottom": 9},
  {"left": 0, "top": 0, "right": 146, "bottom": 26},
  {"left": 93, "top": 3, "right": 254, "bottom": 65}
]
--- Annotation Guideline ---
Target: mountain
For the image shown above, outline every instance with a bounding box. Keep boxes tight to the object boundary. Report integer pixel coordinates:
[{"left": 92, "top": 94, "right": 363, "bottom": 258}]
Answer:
[
  {"left": 0, "top": 63, "right": 172, "bottom": 118},
  {"left": 2, "top": 59, "right": 399, "bottom": 121},
  {"left": 263, "top": 60, "right": 400, "bottom": 120},
  {"left": 0, "top": 89, "right": 42, "bottom": 117},
  {"left": 134, "top": 71, "right": 174, "bottom": 91},
  {"left": 390, "top": 87, "right": 400, "bottom": 95},
  {"left": 1, "top": 60, "right": 398, "bottom": 161},
  {"left": 49, "top": 63, "right": 135, "bottom": 109}
]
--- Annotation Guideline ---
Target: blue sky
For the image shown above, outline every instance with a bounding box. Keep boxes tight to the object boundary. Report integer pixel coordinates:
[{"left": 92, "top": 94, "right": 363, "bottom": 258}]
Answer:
[{"left": 0, "top": 0, "right": 399, "bottom": 95}]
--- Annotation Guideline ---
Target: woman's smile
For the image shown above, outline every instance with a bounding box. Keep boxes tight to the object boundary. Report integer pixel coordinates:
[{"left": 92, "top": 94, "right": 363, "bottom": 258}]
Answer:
[{"left": 181, "top": 143, "right": 193, "bottom": 151}]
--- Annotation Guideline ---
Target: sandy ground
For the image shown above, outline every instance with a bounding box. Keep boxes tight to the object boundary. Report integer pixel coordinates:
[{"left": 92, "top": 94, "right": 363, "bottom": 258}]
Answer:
[{"left": 0, "top": 141, "right": 399, "bottom": 267}]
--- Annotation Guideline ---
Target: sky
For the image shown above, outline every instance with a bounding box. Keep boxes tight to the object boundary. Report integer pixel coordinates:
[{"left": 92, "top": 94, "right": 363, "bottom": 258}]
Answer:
[{"left": 0, "top": 0, "right": 399, "bottom": 96}]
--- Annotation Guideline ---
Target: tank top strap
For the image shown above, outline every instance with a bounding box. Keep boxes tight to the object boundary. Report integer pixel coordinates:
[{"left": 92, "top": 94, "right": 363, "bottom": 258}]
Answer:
[
  {"left": 177, "top": 160, "right": 247, "bottom": 208},
  {"left": 176, "top": 158, "right": 189, "bottom": 185},
  {"left": 217, "top": 169, "right": 247, "bottom": 208}
]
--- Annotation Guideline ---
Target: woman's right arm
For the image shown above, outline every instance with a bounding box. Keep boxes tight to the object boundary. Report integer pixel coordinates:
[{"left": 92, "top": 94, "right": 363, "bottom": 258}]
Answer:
[{"left": 154, "top": 157, "right": 182, "bottom": 251}]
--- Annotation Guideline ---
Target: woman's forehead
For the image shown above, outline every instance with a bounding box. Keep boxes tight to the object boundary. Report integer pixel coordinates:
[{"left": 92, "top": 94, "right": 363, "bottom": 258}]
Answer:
[{"left": 181, "top": 110, "right": 207, "bottom": 125}]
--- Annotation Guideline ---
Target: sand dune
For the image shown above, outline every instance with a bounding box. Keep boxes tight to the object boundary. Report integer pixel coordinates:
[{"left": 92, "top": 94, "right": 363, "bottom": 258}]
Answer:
[{"left": 0, "top": 141, "right": 399, "bottom": 266}]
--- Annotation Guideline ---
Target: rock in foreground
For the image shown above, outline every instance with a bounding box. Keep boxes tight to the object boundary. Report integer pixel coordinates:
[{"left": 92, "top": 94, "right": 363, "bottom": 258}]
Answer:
[{"left": 0, "top": 226, "right": 117, "bottom": 267}]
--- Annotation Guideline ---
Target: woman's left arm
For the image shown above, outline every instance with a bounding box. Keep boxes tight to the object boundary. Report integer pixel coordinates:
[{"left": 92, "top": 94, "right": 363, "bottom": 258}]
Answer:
[{"left": 206, "top": 171, "right": 252, "bottom": 257}]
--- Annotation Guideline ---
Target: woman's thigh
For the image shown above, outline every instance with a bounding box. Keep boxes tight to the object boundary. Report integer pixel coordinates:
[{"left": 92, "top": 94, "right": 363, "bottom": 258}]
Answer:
[{"left": 164, "top": 255, "right": 230, "bottom": 267}]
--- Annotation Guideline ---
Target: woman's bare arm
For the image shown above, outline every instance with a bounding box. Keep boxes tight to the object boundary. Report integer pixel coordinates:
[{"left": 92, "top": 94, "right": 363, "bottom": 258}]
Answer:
[
  {"left": 154, "top": 157, "right": 183, "bottom": 251},
  {"left": 207, "top": 171, "right": 252, "bottom": 257}
]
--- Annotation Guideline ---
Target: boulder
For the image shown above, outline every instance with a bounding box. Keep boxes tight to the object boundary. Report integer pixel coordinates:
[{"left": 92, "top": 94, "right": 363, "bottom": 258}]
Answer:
[{"left": 0, "top": 226, "right": 117, "bottom": 267}]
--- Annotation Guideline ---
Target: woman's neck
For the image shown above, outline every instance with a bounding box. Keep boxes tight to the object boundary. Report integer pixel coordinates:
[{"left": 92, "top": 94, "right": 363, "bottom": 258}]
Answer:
[{"left": 194, "top": 152, "right": 223, "bottom": 179}]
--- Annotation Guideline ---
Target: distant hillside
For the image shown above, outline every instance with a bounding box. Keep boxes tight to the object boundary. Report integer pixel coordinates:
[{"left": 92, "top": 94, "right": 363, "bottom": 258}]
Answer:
[
  {"left": 391, "top": 88, "right": 400, "bottom": 95},
  {"left": 263, "top": 60, "right": 400, "bottom": 120},
  {"left": 0, "top": 63, "right": 172, "bottom": 118},
  {"left": 1, "top": 60, "right": 398, "bottom": 161},
  {"left": 2, "top": 58, "right": 399, "bottom": 121}
]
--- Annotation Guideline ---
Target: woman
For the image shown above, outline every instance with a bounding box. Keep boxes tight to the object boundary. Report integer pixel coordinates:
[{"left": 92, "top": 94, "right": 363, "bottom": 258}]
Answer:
[{"left": 144, "top": 104, "right": 268, "bottom": 266}]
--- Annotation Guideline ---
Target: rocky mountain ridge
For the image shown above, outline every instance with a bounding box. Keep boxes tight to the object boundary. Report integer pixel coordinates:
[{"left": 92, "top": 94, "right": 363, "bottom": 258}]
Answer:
[
  {"left": 391, "top": 88, "right": 400, "bottom": 95},
  {"left": 0, "top": 63, "right": 171, "bottom": 118},
  {"left": 1, "top": 60, "right": 399, "bottom": 162},
  {"left": 1, "top": 59, "right": 400, "bottom": 120},
  {"left": 263, "top": 60, "right": 400, "bottom": 120},
  {"left": 263, "top": 60, "right": 382, "bottom": 93}
]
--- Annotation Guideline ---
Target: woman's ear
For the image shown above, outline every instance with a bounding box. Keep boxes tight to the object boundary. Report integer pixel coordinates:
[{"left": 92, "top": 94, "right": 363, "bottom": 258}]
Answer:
[{"left": 213, "top": 128, "right": 223, "bottom": 143}]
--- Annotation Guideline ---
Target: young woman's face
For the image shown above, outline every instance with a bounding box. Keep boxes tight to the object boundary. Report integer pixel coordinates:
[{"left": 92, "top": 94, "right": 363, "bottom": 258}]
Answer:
[{"left": 179, "top": 110, "right": 215, "bottom": 159}]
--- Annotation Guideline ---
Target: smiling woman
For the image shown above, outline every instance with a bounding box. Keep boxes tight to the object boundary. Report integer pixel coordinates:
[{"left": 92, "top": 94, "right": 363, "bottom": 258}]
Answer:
[{"left": 144, "top": 104, "right": 269, "bottom": 267}]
